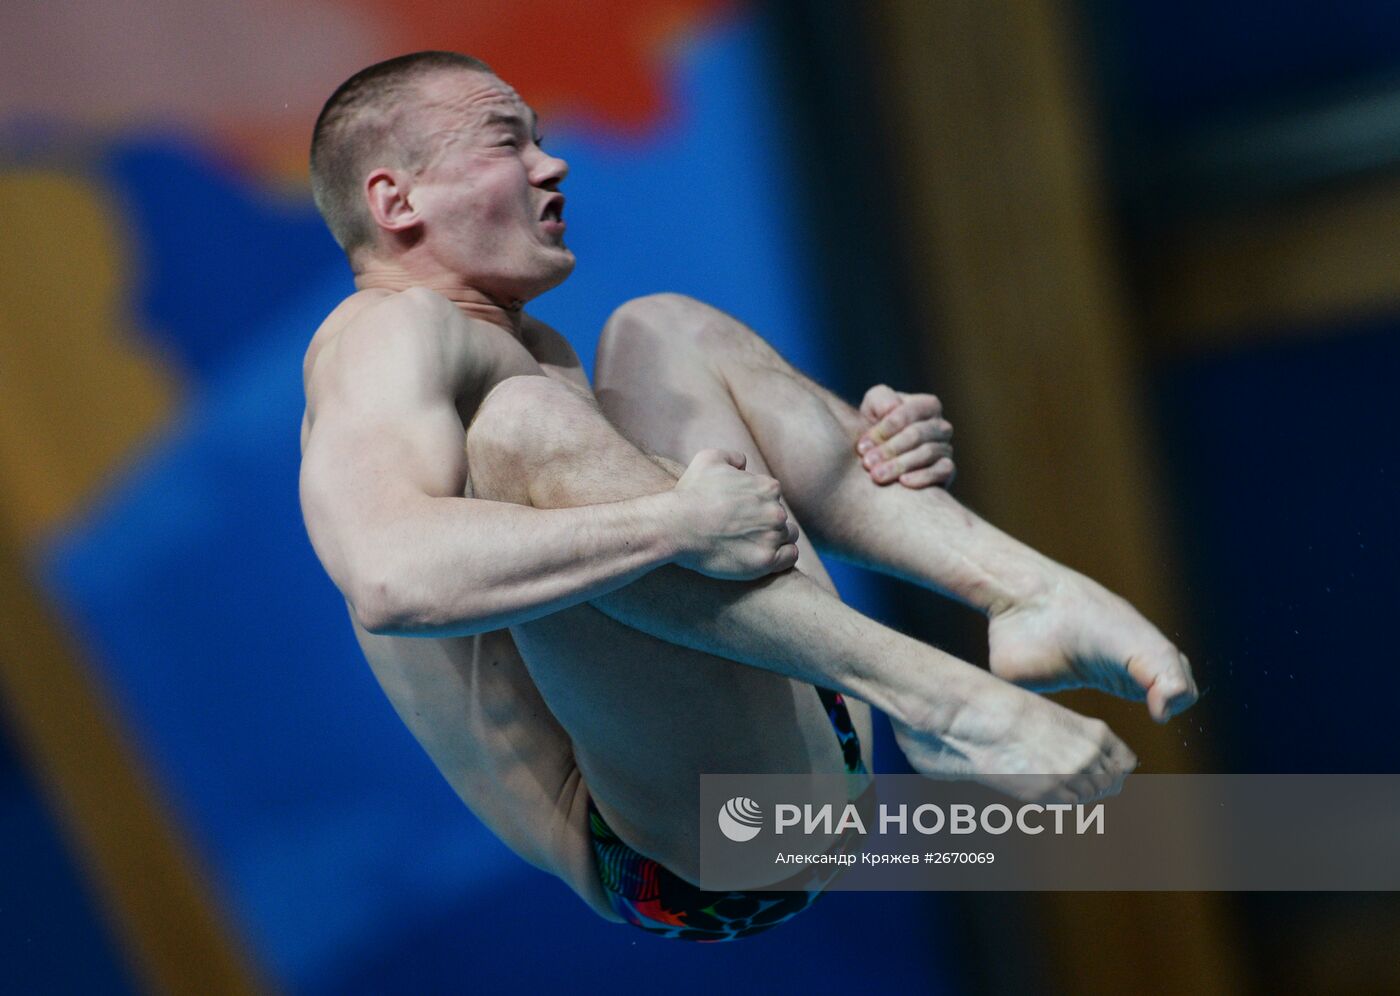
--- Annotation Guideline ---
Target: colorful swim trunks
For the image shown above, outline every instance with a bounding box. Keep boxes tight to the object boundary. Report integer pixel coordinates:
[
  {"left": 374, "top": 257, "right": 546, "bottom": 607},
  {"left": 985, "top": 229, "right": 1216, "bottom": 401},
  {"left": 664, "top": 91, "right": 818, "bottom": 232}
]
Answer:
[{"left": 587, "top": 686, "right": 868, "bottom": 942}]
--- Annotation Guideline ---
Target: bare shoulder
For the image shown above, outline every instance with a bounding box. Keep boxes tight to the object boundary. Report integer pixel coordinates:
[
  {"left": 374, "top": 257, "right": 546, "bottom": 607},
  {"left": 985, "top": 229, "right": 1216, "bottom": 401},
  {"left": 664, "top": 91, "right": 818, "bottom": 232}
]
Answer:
[
  {"left": 307, "top": 289, "right": 460, "bottom": 385},
  {"left": 304, "top": 288, "right": 520, "bottom": 418},
  {"left": 520, "top": 313, "right": 590, "bottom": 390}
]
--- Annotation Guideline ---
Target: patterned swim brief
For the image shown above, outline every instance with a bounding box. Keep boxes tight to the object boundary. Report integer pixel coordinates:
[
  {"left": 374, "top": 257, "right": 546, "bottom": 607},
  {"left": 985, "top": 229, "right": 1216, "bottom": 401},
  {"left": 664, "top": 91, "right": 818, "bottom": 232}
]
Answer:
[{"left": 587, "top": 686, "right": 868, "bottom": 942}]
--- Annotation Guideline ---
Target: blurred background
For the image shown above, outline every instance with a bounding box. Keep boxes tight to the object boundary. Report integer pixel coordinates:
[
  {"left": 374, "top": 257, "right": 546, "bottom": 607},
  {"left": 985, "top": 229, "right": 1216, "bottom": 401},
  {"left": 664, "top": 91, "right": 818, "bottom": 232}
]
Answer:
[{"left": 1, "top": 0, "right": 1396, "bottom": 992}]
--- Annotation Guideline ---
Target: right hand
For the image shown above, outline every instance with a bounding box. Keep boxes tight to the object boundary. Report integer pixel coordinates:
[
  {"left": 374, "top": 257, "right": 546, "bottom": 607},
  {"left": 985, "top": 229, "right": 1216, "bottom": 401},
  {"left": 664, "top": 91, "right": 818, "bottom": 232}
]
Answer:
[
  {"left": 890, "top": 672, "right": 1137, "bottom": 804},
  {"left": 670, "top": 449, "right": 800, "bottom": 580}
]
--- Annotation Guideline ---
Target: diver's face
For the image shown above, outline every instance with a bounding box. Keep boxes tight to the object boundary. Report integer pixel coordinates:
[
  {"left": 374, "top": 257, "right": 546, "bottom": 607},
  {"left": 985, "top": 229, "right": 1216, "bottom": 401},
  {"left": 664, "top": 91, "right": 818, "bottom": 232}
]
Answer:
[{"left": 407, "top": 70, "right": 572, "bottom": 301}]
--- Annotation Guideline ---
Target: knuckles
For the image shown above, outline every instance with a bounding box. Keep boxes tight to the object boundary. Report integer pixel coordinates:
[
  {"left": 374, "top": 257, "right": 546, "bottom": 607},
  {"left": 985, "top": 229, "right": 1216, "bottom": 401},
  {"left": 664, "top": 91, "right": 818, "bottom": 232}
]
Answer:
[{"left": 863, "top": 384, "right": 897, "bottom": 407}]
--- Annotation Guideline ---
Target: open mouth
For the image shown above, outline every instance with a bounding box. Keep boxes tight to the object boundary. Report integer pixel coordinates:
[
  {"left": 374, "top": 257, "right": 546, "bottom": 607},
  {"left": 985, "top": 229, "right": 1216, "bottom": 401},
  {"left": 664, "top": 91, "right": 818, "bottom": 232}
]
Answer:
[{"left": 540, "top": 196, "right": 565, "bottom": 224}]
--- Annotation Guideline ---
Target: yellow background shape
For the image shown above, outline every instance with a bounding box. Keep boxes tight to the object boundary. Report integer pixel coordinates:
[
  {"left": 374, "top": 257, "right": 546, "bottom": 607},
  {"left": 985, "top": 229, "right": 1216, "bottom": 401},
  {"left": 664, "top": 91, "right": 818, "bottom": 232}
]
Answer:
[{"left": 0, "top": 170, "right": 177, "bottom": 541}]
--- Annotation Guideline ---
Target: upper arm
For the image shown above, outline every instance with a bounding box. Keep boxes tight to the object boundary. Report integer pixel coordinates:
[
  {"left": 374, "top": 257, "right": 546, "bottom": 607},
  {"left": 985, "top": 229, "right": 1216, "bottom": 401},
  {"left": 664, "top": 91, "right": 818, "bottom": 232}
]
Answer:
[{"left": 299, "top": 291, "right": 479, "bottom": 595}]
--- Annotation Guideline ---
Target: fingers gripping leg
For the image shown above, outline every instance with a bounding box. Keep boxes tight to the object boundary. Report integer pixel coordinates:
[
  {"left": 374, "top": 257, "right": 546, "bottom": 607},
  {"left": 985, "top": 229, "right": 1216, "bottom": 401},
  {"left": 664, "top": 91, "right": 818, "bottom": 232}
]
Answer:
[{"left": 593, "top": 294, "right": 845, "bottom": 591}]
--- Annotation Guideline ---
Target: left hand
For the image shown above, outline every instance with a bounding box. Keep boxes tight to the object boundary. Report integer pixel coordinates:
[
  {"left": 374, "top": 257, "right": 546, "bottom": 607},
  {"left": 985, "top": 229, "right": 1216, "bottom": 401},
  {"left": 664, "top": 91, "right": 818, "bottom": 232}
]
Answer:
[{"left": 856, "top": 385, "right": 955, "bottom": 488}]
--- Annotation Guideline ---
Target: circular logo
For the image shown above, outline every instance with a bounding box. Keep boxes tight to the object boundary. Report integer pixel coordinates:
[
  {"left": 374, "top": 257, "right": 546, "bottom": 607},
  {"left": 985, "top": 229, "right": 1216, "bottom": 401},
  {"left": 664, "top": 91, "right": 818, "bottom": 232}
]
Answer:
[{"left": 717, "top": 796, "right": 763, "bottom": 842}]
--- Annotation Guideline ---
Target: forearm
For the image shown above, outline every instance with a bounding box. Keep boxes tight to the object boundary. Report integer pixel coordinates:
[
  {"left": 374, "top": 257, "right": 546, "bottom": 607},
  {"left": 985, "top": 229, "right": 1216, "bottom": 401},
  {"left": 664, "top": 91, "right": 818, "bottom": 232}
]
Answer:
[
  {"left": 369, "top": 470, "right": 977, "bottom": 726},
  {"left": 348, "top": 492, "right": 685, "bottom": 637}
]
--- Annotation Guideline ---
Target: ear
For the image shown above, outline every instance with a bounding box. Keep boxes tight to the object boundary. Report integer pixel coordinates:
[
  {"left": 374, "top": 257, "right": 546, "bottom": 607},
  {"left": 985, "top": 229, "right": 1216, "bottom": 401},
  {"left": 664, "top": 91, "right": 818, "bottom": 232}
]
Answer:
[{"left": 364, "top": 168, "right": 420, "bottom": 235}]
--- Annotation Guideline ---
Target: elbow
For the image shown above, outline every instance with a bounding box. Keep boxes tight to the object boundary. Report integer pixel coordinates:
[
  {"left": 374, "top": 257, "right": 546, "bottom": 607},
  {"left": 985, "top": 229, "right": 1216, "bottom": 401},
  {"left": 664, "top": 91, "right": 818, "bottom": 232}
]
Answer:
[
  {"left": 348, "top": 571, "right": 414, "bottom": 635},
  {"left": 347, "top": 564, "right": 493, "bottom": 637},
  {"left": 346, "top": 554, "right": 431, "bottom": 636}
]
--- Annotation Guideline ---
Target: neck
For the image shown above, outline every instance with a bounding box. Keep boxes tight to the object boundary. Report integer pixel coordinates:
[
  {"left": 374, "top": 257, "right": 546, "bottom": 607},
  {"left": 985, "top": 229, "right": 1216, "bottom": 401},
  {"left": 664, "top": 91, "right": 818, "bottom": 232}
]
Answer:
[{"left": 354, "top": 257, "right": 526, "bottom": 337}]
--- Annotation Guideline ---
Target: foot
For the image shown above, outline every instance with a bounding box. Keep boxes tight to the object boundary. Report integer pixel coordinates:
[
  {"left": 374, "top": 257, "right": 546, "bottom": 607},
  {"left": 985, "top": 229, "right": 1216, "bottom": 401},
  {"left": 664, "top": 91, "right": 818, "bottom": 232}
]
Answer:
[
  {"left": 890, "top": 670, "right": 1137, "bottom": 803},
  {"left": 987, "top": 570, "right": 1198, "bottom": 723}
]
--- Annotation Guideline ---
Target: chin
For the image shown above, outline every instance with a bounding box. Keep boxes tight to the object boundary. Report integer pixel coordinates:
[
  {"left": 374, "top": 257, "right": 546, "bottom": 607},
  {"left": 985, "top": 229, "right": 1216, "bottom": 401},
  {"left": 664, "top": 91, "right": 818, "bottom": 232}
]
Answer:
[
  {"left": 486, "top": 247, "right": 576, "bottom": 304},
  {"left": 523, "top": 252, "right": 577, "bottom": 299}
]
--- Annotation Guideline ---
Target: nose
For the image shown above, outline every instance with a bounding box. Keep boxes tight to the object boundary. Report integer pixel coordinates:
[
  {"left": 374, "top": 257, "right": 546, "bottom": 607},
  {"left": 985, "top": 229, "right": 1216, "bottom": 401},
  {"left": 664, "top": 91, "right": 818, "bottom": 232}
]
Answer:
[{"left": 531, "top": 148, "right": 568, "bottom": 189}]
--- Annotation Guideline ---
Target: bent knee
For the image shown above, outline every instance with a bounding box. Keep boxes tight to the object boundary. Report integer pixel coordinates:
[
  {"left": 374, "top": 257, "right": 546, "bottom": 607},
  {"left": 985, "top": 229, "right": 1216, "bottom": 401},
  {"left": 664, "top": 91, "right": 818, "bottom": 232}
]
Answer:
[
  {"left": 598, "top": 292, "right": 736, "bottom": 366},
  {"left": 475, "top": 373, "right": 595, "bottom": 426},
  {"left": 467, "top": 375, "right": 591, "bottom": 470}
]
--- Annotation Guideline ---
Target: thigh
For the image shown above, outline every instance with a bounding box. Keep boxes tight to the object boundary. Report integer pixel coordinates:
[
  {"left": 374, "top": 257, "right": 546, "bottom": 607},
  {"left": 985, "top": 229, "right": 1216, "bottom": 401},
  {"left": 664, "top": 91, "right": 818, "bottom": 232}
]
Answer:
[{"left": 509, "top": 603, "right": 844, "bottom": 885}]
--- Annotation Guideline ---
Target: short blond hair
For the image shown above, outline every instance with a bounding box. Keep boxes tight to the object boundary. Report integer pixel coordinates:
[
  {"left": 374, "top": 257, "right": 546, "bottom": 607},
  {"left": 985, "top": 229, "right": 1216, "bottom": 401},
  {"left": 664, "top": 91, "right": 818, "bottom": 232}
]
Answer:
[{"left": 310, "top": 51, "right": 494, "bottom": 259}]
